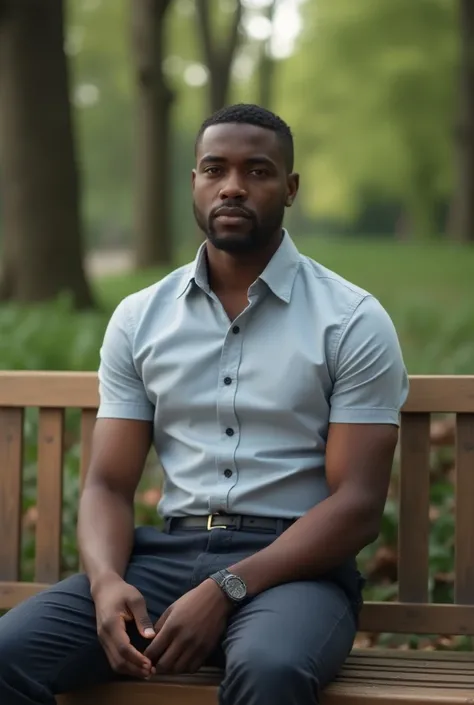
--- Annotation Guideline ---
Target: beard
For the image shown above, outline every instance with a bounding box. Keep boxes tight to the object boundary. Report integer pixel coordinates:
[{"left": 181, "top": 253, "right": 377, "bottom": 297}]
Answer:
[{"left": 193, "top": 201, "right": 286, "bottom": 254}]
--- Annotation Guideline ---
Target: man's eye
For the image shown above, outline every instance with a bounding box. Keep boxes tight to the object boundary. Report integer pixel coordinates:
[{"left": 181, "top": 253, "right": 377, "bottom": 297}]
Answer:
[
  {"left": 204, "top": 167, "right": 221, "bottom": 175},
  {"left": 250, "top": 169, "right": 267, "bottom": 177}
]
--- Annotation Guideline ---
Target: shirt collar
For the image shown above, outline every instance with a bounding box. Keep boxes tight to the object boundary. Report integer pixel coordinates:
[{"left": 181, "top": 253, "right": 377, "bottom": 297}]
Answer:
[
  {"left": 258, "top": 230, "right": 301, "bottom": 303},
  {"left": 176, "top": 241, "right": 209, "bottom": 299},
  {"left": 176, "top": 230, "right": 301, "bottom": 304}
]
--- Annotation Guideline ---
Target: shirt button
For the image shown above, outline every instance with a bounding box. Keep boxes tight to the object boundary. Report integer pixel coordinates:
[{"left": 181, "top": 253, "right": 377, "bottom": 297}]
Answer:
[
  {"left": 232, "top": 326, "right": 240, "bottom": 334},
  {"left": 224, "top": 468, "right": 233, "bottom": 478},
  {"left": 224, "top": 376, "right": 232, "bottom": 386},
  {"left": 226, "top": 427, "right": 234, "bottom": 437}
]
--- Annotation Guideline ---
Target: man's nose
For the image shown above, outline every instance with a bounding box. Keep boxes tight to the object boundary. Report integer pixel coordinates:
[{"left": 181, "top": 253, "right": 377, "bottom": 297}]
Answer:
[{"left": 219, "top": 174, "right": 248, "bottom": 200}]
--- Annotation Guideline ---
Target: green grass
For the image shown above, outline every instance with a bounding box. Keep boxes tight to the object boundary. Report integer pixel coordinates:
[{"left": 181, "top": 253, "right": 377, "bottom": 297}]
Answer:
[
  {"left": 95, "top": 237, "right": 474, "bottom": 375},
  {"left": 2, "top": 237, "right": 472, "bottom": 374},
  {"left": 96, "top": 236, "right": 474, "bottom": 305}
]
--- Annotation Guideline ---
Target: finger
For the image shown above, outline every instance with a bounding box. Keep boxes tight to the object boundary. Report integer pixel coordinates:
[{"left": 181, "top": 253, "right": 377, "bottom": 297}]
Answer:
[
  {"left": 186, "top": 655, "right": 205, "bottom": 674},
  {"left": 153, "top": 606, "right": 171, "bottom": 633},
  {"left": 172, "top": 651, "right": 200, "bottom": 675},
  {"left": 155, "top": 640, "right": 186, "bottom": 674},
  {"left": 175, "top": 643, "right": 208, "bottom": 675},
  {"left": 103, "top": 639, "right": 151, "bottom": 679},
  {"left": 144, "top": 623, "right": 174, "bottom": 664},
  {"left": 127, "top": 594, "right": 156, "bottom": 639},
  {"left": 108, "top": 619, "right": 152, "bottom": 670}
]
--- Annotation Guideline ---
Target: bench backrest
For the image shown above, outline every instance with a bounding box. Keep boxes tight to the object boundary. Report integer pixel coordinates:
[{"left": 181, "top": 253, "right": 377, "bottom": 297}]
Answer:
[{"left": 1, "top": 371, "right": 474, "bottom": 636}]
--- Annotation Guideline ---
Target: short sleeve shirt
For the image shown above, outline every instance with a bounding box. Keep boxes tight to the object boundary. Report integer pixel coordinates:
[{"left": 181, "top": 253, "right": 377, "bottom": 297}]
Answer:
[{"left": 97, "top": 232, "right": 409, "bottom": 518}]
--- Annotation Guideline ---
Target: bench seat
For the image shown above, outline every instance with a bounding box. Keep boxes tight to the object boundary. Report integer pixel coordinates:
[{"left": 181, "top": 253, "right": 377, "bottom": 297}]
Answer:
[{"left": 59, "top": 650, "right": 474, "bottom": 705}]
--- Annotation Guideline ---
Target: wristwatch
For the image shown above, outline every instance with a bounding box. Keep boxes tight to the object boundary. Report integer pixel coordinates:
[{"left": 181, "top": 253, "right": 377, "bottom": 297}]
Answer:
[{"left": 209, "top": 569, "right": 248, "bottom": 606}]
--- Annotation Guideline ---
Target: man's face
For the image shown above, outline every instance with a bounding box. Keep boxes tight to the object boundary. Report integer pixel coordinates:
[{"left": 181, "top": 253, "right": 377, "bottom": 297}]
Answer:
[{"left": 192, "top": 123, "right": 299, "bottom": 254}]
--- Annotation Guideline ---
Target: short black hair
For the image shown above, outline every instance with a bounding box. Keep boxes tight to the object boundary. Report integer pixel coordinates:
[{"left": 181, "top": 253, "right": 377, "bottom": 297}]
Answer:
[{"left": 195, "top": 103, "right": 294, "bottom": 172}]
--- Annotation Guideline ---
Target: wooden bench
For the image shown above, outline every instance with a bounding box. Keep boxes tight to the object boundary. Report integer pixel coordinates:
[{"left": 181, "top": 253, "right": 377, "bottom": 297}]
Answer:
[{"left": 1, "top": 371, "right": 474, "bottom": 705}]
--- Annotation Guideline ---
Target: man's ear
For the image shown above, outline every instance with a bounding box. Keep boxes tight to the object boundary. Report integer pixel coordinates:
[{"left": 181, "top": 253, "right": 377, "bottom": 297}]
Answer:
[{"left": 286, "top": 173, "right": 299, "bottom": 207}]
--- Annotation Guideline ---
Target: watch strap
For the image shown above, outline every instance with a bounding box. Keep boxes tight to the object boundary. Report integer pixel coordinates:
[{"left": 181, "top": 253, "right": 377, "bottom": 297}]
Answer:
[
  {"left": 212, "top": 569, "right": 231, "bottom": 587},
  {"left": 209, "top": 569, "right": 248, "bottom": 606}
]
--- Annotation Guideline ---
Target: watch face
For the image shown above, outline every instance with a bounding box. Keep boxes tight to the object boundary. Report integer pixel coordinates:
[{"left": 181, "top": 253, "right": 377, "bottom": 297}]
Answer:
[{"left": 225, "top": 575, "right": 247, "bottom": 601}]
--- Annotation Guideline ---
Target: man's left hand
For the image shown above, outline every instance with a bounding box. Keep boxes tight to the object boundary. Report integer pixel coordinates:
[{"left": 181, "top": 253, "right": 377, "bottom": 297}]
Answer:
[{"left": 144, "top": 578, "right": 233, "bottom": 674}]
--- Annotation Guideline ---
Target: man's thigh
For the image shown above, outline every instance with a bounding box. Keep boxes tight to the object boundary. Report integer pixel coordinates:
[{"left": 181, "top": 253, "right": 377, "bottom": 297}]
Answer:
[
  {"left": 0, "top": 527, "right": 197, "bottom": 698},
  {"left": 221, "top": 579, "right": 357, "bottom": 704}
]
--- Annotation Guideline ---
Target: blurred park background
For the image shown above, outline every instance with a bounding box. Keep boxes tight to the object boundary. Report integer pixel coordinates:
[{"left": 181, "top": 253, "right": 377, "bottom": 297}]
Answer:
[{"left": 1, "top": 0, "right": 473, "bottom": 649}]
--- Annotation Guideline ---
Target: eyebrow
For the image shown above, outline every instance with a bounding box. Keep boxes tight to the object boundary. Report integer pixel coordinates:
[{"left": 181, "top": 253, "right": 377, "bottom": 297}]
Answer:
[{"left": 199, "top": 154, "right": 277, "bottom": 168}]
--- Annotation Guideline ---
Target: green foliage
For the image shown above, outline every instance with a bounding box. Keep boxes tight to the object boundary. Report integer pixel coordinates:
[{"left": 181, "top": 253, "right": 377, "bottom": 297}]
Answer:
[
  {"left": 0, "top": 295, "right": 106, "bottom": 371},
  {"left": 279, "top": 0, "right": 457, "bottom": 236},
  {"left": 65, "top": 0, "right": 461, "bottom": 242}
]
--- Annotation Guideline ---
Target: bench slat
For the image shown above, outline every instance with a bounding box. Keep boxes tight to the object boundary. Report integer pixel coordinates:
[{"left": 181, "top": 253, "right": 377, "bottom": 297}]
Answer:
[
  {"left": 398, "top": 413, "right": 430, "bottom": 603},
  {"left": 80, "top": 409, "right": 96, "bottom": 490},
  {"left": 402, "top": 376, "right": 474, "bottom": 413},
  {"left": 79, "top": 409, "right": 96, "bottom": 571},
  {"left": 1, "top": 372, "right": 474, "bottom": 412},
  {"left": 335, "top": 668, "right": 474, "bottom": 685},
  {"left": 455, "top": 413, "right": 474, "bottom": 604},
  {"left": 360, "top": 601, "right": 474, "bottom": 635},
  {"left": 59, "top": 682, "right": 218, "bottom": 705},
  {"left": 0, "top": 581, "right": 49, "bottom": 610},
  {"left": 0, "top": 371, "right": 99, "bottom": 408},
  {"left": 0, "top": 408, "right": 23, "bottom": 581},
  {"left": 35, "top": 408, "right": 64, "bottom": 584}
]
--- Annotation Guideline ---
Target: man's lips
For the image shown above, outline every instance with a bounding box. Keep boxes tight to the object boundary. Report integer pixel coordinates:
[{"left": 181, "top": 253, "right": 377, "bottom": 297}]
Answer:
[{"left": 213, "top": 207, "right": 252, "bottom": 219}]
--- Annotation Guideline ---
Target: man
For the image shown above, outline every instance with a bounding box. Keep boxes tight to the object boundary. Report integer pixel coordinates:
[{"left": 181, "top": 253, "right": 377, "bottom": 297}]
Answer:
[{"left": 0, "top": 104, "right": 409, "bottom": 705}]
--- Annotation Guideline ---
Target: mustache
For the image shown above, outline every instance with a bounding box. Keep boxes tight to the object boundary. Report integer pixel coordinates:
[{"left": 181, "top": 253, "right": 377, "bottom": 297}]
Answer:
[{"left": 210, "top": 202, "right": 256, "bottom": 220}]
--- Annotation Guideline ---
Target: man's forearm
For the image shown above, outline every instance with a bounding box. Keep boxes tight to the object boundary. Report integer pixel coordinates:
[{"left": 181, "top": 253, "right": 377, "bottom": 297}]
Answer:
[
  {"left": 227, "top": 489, "right": 379, "bottom": 596},
  {"left": 77, "top": 484, "right": 135, "bottom": 593}
]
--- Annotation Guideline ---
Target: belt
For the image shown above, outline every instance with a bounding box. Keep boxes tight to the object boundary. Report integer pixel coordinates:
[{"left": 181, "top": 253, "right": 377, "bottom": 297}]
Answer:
[{"left": 164, "top": 514, "right": 295, "bottom": 533}]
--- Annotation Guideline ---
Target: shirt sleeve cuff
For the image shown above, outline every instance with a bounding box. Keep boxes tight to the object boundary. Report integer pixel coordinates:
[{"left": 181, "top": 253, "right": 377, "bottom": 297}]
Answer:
[
  {"left": 97, "top": 403, "right": 154, "bottom": 421},
  {"left": 329, "top": 407, "right": 401, "bottom": 425}
]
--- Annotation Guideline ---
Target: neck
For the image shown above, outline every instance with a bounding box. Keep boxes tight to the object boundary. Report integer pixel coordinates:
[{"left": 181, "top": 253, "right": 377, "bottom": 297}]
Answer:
[{"left": 206, "top": 230, "right": 283, "bottom": 294}]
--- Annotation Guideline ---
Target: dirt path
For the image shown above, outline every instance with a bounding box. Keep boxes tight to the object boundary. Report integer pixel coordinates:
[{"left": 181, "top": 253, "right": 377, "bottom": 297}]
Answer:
[{"left": 85, "top": 249, "right": 133, "bottom": 277}]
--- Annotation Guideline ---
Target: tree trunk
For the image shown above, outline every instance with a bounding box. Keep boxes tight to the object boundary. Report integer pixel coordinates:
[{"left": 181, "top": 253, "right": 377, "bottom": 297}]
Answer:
[
  {"left": 131, "top": 0, "right": 174, "bottom": 269},
  {"left": 196, "top": 0, "right": 242, "bottom": 113},
  {"left": 449, "top": 0, "right": 474, "bottom": 242},
  {"left": 257, "top": 0, "right": 277, "bottom": 110},
  {"left": 0, "top": 0, "right": 94, "bottom": 307}
]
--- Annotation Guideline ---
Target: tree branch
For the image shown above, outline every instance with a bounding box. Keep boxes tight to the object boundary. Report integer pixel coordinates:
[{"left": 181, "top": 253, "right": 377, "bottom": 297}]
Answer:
[
  {"left": 197, "top": 0, "right": 242, "bottom": 76},
  {"left": 196, "top": 0, "right": 215, "bottom": 71},
  {"left": 155, "top": 0, "right": 173, "bottom": 21},
  {"left": 221, "top": 0, "right": 242, "bottom": 79}
]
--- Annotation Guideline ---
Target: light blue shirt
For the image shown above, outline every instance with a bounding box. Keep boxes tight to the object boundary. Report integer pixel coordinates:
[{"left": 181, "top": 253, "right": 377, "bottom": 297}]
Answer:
[{"left": 97, "top": 232, "right": 409, "bottom": 519}]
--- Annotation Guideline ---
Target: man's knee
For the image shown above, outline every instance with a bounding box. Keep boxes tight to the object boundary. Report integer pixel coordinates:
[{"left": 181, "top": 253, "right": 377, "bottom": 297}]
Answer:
[
  {"left": 0, "top": 618, "right": 44, "bottom": 701},
  {"left": 223, "top": 645, "right": 318, "bottom": 704},
  {"left": 0, "top": 611, "right": 26, "bottom": 675}
]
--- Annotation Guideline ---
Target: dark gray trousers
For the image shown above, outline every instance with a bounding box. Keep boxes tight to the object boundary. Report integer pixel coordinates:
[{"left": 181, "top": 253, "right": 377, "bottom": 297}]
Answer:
[{"left": 0, "top": 525, "right": 362, "bottom": 705}]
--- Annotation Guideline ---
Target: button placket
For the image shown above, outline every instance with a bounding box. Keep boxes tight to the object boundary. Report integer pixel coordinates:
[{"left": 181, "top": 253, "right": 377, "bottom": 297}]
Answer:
[{"left": 209, "top": 318, "right": 244, "bottom": 514}]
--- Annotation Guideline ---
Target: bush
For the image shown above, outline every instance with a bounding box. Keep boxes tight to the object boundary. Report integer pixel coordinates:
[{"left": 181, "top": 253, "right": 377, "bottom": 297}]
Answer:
[{"left": 0, "top": 295, "right": 107, "bottom": 372}]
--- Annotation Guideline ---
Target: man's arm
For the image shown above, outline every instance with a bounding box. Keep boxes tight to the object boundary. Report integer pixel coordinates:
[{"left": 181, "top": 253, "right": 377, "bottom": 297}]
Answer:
[
  {"left": 77, "top": 297, "right": 158, "bottom": 679},
  {"left": 77, "top": 418, "right": 152, "bottom": 592},
  {"left": 77, "top": 417, "right": 156, "bottom": 679},
  {"left": 226, "top": 422, "right": 397, "bottom": 594},
  {"left": 78, "top": 295, "right": 155, "bottom": 594},
  {"left": 225, "top": 294, "right": 409, "bottom": 595}
]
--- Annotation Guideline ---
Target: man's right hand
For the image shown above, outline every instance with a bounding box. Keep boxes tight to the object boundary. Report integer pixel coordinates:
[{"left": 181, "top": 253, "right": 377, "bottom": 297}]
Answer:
[{"left": 93, "top": 573, "right": 156, "bottom": 679}]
